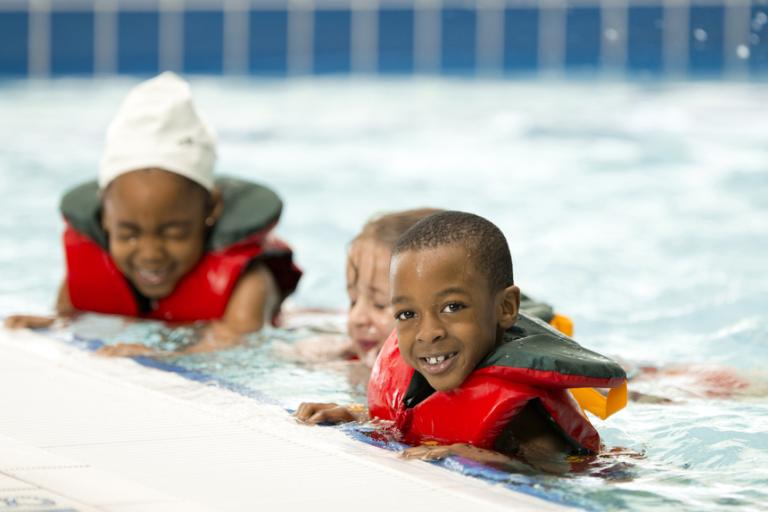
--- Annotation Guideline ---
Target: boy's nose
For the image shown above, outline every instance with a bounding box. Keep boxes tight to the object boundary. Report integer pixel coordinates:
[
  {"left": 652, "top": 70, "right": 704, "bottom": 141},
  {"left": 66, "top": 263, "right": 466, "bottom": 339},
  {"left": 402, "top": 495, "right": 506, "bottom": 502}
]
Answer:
[{"left": 416, "top": 314, "right": 445, "bottom": 343}]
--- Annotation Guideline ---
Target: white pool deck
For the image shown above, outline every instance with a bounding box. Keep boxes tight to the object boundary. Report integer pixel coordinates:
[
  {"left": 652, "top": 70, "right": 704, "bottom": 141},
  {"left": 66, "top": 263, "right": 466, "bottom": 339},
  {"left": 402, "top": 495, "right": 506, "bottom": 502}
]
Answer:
[{"left": 0, "top": 327, "right": 570, "bottom": 512}]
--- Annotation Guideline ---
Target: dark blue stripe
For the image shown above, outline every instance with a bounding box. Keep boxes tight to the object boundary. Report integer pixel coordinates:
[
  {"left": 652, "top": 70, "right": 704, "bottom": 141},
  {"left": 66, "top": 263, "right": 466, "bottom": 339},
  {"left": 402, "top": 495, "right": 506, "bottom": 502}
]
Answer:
[
  {"left": 0, "top": 11, "right": 28, "bottom": 76},
  {"left": 378, "top": 9, "right": 414, "bottom": 73},
  {"left": 51, "top": 11, "right": 94, "bottom": 75},
  {"left": 688, "top": 6, "right": 724, "bottom": 75},
  {"left": 504, "top": 8, "right": 538, "bottom": 72},
  {"left": 565, "top": 7, "right": 601, "bottom": 71},
  {"left": 627, "top": 6, "right": 664, "bottom": 74},
  {"left": 184, "top": 10, "right": 224, "bottom": 74},
  {"left": 441, "top": 8, "right": 476, "bottom": 74},
  {"left": 250, "top": 10, "right": 288, "bottom": 74},
  {"left": 117, "top": 11, "right": 160, "bottom": 75},
  {"left": 749, "top": 5, "right": 768, "bottom": 74},
  {"left": 59, "top": 332, "right": 278, "bottom": 404},
  {"left": 314, "top": 10, "right": 352, "bottom": 74}
]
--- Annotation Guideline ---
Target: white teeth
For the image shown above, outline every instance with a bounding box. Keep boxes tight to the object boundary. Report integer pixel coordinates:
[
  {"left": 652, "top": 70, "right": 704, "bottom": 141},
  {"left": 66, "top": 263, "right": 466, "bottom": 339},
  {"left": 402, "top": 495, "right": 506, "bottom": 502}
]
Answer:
[{"left": 424, "top": 353, "right": 454, "bottom": 365}]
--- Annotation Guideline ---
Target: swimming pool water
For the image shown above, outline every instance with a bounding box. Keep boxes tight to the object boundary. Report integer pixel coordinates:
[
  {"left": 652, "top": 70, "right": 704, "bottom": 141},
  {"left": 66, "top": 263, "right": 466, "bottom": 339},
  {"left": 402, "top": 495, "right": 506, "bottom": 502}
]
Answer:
[{"left": 1, "top": 77, "right": 766, "bottom": 511}]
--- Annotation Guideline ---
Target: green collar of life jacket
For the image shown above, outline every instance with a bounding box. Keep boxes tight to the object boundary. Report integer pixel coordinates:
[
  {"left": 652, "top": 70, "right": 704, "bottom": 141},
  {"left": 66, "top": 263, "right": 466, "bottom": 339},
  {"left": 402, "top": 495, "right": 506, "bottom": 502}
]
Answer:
[{"left": 480, "top": 313, "right": 625, "bottom": 380}]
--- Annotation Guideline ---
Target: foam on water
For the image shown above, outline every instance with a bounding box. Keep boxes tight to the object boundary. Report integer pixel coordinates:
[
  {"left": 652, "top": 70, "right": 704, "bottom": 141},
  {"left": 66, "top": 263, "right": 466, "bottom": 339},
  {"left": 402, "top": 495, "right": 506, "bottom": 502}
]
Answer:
[{"left": 1, "top": 77, "right": 766, "bottom": 510}]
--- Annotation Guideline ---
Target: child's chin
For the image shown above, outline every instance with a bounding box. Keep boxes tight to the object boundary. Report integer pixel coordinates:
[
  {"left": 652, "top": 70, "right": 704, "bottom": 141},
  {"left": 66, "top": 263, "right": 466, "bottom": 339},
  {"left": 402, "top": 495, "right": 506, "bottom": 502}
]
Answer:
[
  {"left": 360, "top": 349, "right": 379, "bottom": 368},
  {"left": 422, "top": 374, "right": 461, "bottom": 392},
  {"left": 133, "top": 282, "right": 176, "bottom": 300}
]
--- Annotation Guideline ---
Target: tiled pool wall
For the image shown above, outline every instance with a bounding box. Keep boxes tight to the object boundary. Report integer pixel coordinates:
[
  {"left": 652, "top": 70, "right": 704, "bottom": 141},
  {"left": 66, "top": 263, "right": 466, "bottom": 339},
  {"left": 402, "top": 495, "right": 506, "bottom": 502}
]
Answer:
[{"left": 0, "top": 0, "right": 766, "bottom": 78}]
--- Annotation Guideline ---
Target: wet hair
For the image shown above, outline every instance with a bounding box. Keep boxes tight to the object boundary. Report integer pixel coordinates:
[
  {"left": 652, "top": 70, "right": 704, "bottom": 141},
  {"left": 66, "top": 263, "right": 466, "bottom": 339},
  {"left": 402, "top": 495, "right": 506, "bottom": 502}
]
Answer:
[
  {"left": 392, "top": 210, "right": 514, "bottom": 291},
  {"left": 347, "top": 208, "right": 442, "bottom": 286},
  {"left": 353, "top": 208, "right": 443, "bottom": 249}
]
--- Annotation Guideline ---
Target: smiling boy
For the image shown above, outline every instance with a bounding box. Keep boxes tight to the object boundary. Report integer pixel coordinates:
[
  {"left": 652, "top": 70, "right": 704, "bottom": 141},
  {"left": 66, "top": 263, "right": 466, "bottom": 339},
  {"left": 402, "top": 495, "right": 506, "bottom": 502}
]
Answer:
[{"left": 296, "top": 211, "right": 626, "bottom": 471}]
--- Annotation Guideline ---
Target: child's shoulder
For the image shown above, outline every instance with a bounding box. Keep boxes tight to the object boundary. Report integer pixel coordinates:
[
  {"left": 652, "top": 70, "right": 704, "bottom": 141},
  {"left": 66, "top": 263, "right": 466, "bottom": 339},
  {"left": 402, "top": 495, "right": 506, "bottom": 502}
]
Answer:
[
  {"left": 212, "top": 176, "right": 284, "bottom": 249},
  {"left": 60, "top": 180, "right": 105, "bottom": 246}
]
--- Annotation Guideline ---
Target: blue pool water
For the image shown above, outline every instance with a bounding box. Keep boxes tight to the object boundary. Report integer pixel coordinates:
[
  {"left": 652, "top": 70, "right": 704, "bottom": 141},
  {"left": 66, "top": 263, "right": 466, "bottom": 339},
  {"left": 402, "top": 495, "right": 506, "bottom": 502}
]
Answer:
[{"left": 1, "top": 77, "right": 766, "bottom": 510}]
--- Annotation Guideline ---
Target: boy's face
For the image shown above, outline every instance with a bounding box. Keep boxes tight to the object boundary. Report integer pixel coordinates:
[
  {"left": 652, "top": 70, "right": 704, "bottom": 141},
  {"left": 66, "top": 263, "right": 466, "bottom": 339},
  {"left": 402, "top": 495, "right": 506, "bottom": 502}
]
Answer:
[
  {"left": 101, "top": 169, "right": 211, "bottom": 299},
  {"left": 391, "top": 245, "right": 519, "bottom": 391},
  {"left": 346, "top": 238, "right": 394, "bottom": 367}
]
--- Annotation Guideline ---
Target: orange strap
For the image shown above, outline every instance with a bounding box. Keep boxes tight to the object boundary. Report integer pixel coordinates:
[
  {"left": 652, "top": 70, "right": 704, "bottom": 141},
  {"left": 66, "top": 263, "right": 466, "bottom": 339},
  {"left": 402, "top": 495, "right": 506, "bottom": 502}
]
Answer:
[
  {"left": 570, "top": 381, "right": 628, "bottom": 420},
  {"left": 549, "top": 312, "right": 626, "bottom": 420},
  {"left": 549, "top": 313, "right": 574, "bottom": 337}
]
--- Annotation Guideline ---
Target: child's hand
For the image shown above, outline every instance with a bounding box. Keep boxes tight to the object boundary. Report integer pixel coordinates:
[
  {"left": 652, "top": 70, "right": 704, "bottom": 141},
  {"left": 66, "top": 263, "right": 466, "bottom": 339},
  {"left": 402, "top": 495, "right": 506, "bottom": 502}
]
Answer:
[
  {"left": 401, "top": 443, "right": 532, "bottom": 472},
  {"left": 180, "top": 321, "right": 243, "bottom": 354},
  {"left": 96, "top": 343, "right": 158, "bottom": 358},
  {"left": 4, "top": 315, "right": 57, "bottom": 329},
  {"left": 294, "top": 402, "right": 359, "bottom": 425},
  {"left": 401, "top": 443, "right": 506, "bottom": 462}
]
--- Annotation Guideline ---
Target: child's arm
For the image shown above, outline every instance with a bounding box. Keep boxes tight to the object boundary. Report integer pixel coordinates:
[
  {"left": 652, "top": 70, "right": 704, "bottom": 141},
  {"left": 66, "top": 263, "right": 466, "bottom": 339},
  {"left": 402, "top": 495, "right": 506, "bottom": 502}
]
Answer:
[
  {"left": 4, "top": 281, "right": 74, "bottom": 329},
  {"left": 294, "top": 402, "right": 368, "bottom": 424},
  {"left": 205, "top": 264, "right": 278, "bottom": 336},
  {"left": 400, "top": 443, "right": 535, "bottom": 473},
  {"left": 171, "top": 264, "right": 279, "bottom": 354}
]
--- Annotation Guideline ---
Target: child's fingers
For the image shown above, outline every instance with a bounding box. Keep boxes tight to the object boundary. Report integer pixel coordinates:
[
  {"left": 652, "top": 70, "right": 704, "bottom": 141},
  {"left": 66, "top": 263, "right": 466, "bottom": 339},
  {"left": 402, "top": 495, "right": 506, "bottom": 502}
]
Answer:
[
  {"left": 294, "top": 402, "right": 338, "bottom": 423},
  {"left": 3, "top": 315, "right": 55, "bottom": 329},
  {"left": 294, "top": 403, "right": 315, "bottom": 422},
  {"left": 400, "top": 445, "right": 451, "bottom": 461},
  {"left": 308, "top": 411, "right": 332, "bottom": 424},
  {"left": 96, "top": 343, "right": 154, "bottom": 357}
]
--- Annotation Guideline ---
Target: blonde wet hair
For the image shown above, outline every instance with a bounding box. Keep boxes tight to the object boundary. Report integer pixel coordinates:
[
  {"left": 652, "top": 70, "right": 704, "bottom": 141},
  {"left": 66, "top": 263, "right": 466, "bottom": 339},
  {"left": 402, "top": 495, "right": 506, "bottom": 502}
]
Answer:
[
  {"left": 353, "top": 208, "right": 443, "bottom": 248},
  {"left": 347, "top": 208, "right": 442, "bottom": 287}
]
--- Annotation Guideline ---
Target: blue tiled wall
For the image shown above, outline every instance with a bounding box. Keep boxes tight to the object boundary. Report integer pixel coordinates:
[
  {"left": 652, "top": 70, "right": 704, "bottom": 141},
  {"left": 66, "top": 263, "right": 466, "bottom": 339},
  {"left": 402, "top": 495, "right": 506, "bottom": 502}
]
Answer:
[
  {"left": 314, "top": 10, "right": 352, "bottom": 74},
  {"left": 441, "top": 8, "right": 476, "bottom": 73},
  {"left": 50, "top": 10, "right": 94, "bottom": 74},
  {"left": 118, "top": 11, "right": 160, "bottom": 75},
  {"left": 750, "top": 4, "right": 768, "bottom": 74},
  {"left": 250, "top": 10, "right": 288, "bottom": 75},
  {"left": 565, "top": 7, "right": 601, "bottom": 71},
  {"left": 1, "top": 0, "right": 766, "bottom": 78},
  {"left": 184, "top": 10, "right": 224, "bottom": 74},
  {"left": 504, "top": 8, "right": 539, "bottom": 72},
  {"left": 689, "top": 6, "right": 724, "bottom": 75},
  {"left": 0, "top": 11, "right": 27, "bottom": 75},
  {"left": 379, "top": 9, "right": 414, "bottom": 73},
  {"left": 627, "top": 6, "right": 664, "bottom": 74}
]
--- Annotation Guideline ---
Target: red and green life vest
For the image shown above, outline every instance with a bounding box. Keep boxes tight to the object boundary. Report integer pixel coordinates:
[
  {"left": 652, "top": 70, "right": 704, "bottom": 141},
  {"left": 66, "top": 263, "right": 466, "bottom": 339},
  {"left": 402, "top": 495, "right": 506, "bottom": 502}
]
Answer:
[
  {"left": 60, "top": 177, "right": 302, "bottom": 322},
  {"left": 368, "top": 314, "right": 627, "bottom": 454}
]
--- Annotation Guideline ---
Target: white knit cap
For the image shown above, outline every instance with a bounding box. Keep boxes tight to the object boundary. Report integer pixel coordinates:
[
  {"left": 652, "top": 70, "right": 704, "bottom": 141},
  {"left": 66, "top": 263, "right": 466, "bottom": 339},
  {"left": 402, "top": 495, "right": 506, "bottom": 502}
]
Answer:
[{"left": 99, "top": 72, "right": 217, "bottom": 191}]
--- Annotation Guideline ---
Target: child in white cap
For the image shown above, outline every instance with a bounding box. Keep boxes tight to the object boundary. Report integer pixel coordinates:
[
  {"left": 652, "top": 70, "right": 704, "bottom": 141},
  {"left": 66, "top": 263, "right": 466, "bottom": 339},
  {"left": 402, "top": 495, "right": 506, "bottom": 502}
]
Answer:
[{"left": 6, "top": 73, "right": 302, "bottom": 352}]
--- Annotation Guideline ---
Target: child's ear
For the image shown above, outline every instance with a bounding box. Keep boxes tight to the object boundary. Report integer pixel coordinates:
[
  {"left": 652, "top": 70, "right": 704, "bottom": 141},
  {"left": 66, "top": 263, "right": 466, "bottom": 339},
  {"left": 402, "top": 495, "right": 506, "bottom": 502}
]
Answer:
[
  {"left": 205, "top": 187, "right": 223, "bottom": 227},
  {"left": 497, "top": 285, "right": 520, "bottom": 329}
]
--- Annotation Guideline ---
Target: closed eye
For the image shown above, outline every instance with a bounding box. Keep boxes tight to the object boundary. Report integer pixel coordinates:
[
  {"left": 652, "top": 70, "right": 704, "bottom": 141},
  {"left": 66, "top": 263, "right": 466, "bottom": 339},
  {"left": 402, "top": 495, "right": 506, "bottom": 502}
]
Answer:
[
  {"left": 162, "top": 227, "right": 191, "bottom": 240},
  {"left": 114, "top": 230, "right": 139, "bottom": 242}
]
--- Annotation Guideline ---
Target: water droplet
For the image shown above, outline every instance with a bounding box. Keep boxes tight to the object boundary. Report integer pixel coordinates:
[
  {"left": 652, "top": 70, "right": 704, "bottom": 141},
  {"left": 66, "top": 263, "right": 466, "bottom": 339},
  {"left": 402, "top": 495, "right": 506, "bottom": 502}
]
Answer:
[
  {"left": 752, "top": 12, "right": 767, "bottom": 32},
  {"left": 750, "top": 33, "right": 761, "bottom": 45},
  {"left": 736, "top": 44, "right": 750, "bottom": 59},
  {"left": 604, "top": 28, "right": 619, "bottom": 42},
  {"left": 694, "top": 28, "right": 708, "bottom": 42}
]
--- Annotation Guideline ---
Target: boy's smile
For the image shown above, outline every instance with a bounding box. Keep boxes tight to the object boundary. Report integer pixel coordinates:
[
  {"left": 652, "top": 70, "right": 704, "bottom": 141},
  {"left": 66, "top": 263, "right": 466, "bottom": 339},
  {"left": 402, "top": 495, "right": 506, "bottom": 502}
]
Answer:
[
  {"left": 101, "top": 169, "right": 213, "bottom": 299},
  {"left": 390, "top": 245, "right": 519, "bottom": 391}
]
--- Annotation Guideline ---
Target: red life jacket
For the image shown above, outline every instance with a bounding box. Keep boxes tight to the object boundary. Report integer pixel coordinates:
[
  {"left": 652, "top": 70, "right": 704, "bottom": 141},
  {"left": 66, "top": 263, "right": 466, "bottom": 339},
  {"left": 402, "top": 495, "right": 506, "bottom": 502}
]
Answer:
[
  {"left": 61, "top": 178, "right": 302, "bottom": 322},
  {"left": 367, "top": 314, "right": 627, "bottom": 454}
]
